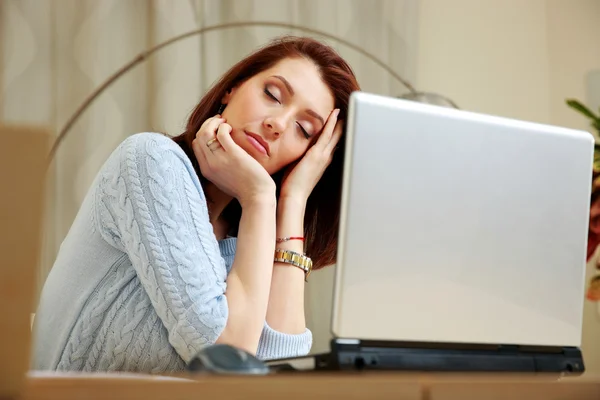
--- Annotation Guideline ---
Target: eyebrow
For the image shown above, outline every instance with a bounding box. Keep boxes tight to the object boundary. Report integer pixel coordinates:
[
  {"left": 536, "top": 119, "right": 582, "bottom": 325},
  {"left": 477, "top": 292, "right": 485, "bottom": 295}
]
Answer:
[{"left": 272, "top": 75, "right": 325, "bottom": 128}]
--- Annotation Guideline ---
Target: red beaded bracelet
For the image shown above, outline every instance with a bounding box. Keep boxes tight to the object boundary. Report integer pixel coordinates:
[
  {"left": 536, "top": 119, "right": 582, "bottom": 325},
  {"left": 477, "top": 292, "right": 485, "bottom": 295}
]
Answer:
[{"left": 276, "top": 236, "right": 305, "bottom": 243}]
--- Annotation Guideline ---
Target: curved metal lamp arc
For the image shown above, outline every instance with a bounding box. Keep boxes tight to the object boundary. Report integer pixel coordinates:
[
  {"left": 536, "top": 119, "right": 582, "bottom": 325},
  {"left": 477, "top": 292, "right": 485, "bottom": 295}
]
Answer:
[{"left": 47, "top": 20, "right": 455, "bottom": 164}]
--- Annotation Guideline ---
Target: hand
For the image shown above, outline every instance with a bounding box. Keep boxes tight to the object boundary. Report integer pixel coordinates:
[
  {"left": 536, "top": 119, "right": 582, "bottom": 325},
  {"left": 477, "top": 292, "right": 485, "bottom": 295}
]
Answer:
[
  {"left": 279, "top": 109, "right": 343, "bottom": 204},
  {"left": 192, "top": 115, "right": 276, "bottom": 207}
]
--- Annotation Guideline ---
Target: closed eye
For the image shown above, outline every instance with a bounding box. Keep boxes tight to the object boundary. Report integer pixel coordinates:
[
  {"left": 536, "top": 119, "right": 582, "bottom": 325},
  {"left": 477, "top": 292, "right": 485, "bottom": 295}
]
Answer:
[
  {"left": 297, "top": 123, "right": 311, "bottom": 139},
  {"left": 264, "top": 87, "right": 280, "bottom": 103}
]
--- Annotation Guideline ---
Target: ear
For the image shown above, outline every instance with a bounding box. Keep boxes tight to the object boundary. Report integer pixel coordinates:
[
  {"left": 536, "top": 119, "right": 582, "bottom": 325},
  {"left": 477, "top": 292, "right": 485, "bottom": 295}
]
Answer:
[{"left": 221, "top": 87, "right": 236, "bottom": 105}]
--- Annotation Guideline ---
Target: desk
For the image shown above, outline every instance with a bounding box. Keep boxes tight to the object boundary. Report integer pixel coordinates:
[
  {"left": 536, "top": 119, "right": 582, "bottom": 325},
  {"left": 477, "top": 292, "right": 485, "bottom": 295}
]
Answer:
[
  {"left": 3, "top": 125, "right": 599, "bottom": 400},
  {"left": 20, "top": 372, "right": 600, "bottom": 400}
]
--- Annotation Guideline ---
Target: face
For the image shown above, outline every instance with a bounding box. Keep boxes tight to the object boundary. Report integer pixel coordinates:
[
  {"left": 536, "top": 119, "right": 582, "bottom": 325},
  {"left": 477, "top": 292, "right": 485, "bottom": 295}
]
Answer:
[{"left": 221, "top": 57, "right": 335, "bottom": 175}]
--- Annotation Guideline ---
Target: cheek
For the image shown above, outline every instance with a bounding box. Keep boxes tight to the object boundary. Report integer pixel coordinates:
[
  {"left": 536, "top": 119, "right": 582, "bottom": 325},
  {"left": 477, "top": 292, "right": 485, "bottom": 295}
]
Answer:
[
  {"left": 275, "top": 140, "right": 310, "bottom": 166},
  {"left": 231, "top": 89, "right": 262, "bottom": 120},
  {"left": 230, "top": 129, "right": 248, "bottom": 150}
]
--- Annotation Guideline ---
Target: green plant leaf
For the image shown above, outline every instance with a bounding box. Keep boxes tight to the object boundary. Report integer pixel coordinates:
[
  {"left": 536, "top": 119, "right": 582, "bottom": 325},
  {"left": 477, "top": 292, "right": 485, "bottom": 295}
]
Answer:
[
  {"left": 566, "top": 99, "right": 599, "bottom": 121},
  {"left": 593, "top": 119, "right": 600, "bottom": 134},
  {"left": 594, "top": 144, "right": 600, "bottom": 172}
]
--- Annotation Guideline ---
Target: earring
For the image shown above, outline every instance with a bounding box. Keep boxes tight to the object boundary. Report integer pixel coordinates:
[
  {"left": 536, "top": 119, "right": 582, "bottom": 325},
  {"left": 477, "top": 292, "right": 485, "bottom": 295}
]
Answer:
[{"left": 217, "top": 103, "right": 226, "bottom": 114}]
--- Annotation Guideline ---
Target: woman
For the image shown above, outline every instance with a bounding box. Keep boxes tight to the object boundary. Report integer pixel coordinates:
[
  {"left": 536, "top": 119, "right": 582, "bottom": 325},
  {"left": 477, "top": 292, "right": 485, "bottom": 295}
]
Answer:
[{"left": 33, "top": 36, "right": 360, "bottom": 373}]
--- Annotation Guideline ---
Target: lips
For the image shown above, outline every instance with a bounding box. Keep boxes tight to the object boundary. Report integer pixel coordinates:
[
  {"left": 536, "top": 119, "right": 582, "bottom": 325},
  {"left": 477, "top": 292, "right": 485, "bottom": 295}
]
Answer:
[{"left": 245, "top": 131, "right": 270, "bottom": 156}]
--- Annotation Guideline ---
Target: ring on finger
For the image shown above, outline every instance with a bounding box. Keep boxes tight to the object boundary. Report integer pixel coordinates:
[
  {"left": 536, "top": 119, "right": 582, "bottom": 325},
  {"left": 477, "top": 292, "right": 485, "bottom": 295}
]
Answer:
[{"left": 206, "top": 137, "right": 218, "bottom": 147}]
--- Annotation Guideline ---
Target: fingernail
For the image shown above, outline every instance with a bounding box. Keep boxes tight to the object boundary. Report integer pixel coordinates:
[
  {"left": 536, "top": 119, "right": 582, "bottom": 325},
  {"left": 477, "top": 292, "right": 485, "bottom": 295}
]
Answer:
[{"left": 335, "top": 109, "right": 340, "bottom": 116}]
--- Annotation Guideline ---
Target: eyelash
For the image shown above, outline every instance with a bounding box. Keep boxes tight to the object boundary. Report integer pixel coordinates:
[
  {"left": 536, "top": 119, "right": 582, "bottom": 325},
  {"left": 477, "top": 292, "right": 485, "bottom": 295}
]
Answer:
[
  {"left": 264, "top": 87, "right": 279, "bottom": 103},
  {"left": 263, "top": 87, "right": 311, "bottom": 140}
]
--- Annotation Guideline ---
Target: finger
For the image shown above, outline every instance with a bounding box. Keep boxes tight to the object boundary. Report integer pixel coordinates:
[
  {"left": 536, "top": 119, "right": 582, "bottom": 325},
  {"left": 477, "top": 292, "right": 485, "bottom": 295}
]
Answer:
[
  {"left": 325, "top": 120, "right": 344, "bottom": 154},
  {"left": 207, "top": 140, "right": 223, "bottom": 153},
  {"left": 196, "top": 115, "right": 222, "bottom": 136},
  {"left": 193, "top": 116, "right": 225, "bottom": 155},
  {"left": 215, "top": 123, "right": 236, "bottom": 152},
  {"left": 191, "top": 134, "right": 209, "bottom": 166},
  {"left": 196, "top": 115, "right": 226, "bottom": 141},
  {"left": 314, "top": 108, "right": 340, "bottom": 149}
]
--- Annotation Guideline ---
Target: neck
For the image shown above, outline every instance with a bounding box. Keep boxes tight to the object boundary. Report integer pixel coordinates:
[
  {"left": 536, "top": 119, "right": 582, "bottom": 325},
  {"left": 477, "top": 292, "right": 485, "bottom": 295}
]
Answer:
[{"left": 204, "top": 182, "right": 234, "bottom": 225}]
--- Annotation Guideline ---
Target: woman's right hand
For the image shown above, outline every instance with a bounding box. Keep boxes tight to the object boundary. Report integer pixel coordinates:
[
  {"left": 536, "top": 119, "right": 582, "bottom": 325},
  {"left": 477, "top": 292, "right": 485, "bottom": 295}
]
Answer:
[{"left": 192, "top": 115, "right": 276, "bottom": 207}]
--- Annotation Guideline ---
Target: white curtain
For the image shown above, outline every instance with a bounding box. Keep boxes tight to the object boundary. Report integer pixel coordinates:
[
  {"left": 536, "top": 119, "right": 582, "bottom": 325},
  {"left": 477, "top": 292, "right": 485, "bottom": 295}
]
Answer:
[{"left": 1, "top": 0, "right": 419, "bottom": 353}]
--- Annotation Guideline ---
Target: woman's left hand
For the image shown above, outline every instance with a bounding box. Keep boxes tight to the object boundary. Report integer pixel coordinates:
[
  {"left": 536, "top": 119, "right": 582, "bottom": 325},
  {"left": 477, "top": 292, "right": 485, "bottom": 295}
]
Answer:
[{"left": 279, "top": 108, "right": 343, "bottom": 204}]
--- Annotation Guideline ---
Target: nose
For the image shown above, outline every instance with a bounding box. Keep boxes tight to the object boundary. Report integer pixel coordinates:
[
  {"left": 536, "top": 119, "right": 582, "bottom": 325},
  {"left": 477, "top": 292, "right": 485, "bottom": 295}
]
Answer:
[{"left": 263, "top": 112, "right": 289, "bottom": 138}]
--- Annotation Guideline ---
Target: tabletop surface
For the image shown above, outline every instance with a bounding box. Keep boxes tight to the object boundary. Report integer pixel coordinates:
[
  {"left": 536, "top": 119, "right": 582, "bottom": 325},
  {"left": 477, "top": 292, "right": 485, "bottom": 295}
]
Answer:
[{"left": 18, "top": 371, "right": 600, "bottom": 400}]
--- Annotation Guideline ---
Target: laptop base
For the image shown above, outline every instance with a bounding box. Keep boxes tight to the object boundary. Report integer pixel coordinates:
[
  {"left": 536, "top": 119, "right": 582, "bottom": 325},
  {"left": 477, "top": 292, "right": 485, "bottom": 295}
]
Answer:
[{"left": 267, "top": 339, "right": 585, "bottom": 374}]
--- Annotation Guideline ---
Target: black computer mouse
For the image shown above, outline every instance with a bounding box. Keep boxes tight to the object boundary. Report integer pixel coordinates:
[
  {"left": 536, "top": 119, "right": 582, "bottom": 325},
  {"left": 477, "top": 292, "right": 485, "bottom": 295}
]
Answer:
[{"left": 186, "top": 344, "right": 270, "bottom": 375}]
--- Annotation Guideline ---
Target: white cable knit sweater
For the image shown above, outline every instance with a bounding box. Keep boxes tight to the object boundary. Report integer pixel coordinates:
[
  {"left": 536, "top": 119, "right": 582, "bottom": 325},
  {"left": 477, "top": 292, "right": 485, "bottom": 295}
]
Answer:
[{"left": 33, "top": 132, "right": 312, "bottom": 373}]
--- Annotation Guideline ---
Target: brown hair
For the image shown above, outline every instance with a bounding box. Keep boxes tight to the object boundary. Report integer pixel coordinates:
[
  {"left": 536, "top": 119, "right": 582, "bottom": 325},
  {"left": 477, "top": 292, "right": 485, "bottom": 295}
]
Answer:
[{"left": 172, "top": 36, "right": 360, "bottom": 269}]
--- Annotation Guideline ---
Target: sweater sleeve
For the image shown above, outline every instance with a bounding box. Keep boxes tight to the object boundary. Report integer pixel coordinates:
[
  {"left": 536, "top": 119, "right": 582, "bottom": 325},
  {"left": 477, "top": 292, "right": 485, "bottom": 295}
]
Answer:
[
  {"left": 95, "top": 133, "right": 228, "bottom": 364},
  {"left": 218, "top": 242, "right": 314, "bottom": 360},
  {"left": 256, "top": 321, "right": 313, "bottom": 360}
]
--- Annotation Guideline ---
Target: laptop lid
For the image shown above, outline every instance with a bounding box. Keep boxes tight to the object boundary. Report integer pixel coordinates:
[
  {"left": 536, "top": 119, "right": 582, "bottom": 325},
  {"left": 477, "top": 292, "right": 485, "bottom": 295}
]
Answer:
[{"left": 332, "top": 91, "right": 593, "bottom": 348}]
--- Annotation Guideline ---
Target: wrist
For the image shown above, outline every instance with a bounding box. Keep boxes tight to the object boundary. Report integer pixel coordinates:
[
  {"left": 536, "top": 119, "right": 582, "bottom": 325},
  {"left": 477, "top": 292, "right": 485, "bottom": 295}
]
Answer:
[
  {"left": 277, "top": 195, "right": 307, "bottom": 215},
  {"left": 276, "top": 201, "right": 306, "bottom": 245},
  {"left": 239, "top": 190, "right": 277, "bottom": 210}
]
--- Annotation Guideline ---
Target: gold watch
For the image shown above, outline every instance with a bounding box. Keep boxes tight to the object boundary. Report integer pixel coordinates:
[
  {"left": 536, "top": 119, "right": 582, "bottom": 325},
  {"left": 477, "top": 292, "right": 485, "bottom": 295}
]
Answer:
[{"left": 274, "top": 248, "right": 313, "bottom": 281}]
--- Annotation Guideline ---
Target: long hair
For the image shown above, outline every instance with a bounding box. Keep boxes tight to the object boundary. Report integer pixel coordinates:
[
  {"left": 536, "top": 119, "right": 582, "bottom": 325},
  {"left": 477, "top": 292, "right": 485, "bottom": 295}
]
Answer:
[{"left": 172, "top": 36, "right": 360, "bottom": 269}]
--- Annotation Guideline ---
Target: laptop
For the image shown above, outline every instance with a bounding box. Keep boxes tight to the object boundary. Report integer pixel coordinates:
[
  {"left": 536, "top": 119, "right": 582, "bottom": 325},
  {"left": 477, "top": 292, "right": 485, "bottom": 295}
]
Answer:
[{"left": 267, "top": 91, "right": 594, "bottom": 374}]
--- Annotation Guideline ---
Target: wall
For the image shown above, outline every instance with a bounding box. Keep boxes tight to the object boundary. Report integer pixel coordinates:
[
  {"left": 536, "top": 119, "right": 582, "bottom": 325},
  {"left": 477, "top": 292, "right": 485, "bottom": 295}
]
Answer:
[
  {"left": 415, "top": 0, "right": 600, "bottom": 374},
  {"left": 0, "top": 0, "right": 420, "bottom": 297},
  {"left": 547, "top": 0, "right": 600, "bottom": 375}
]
